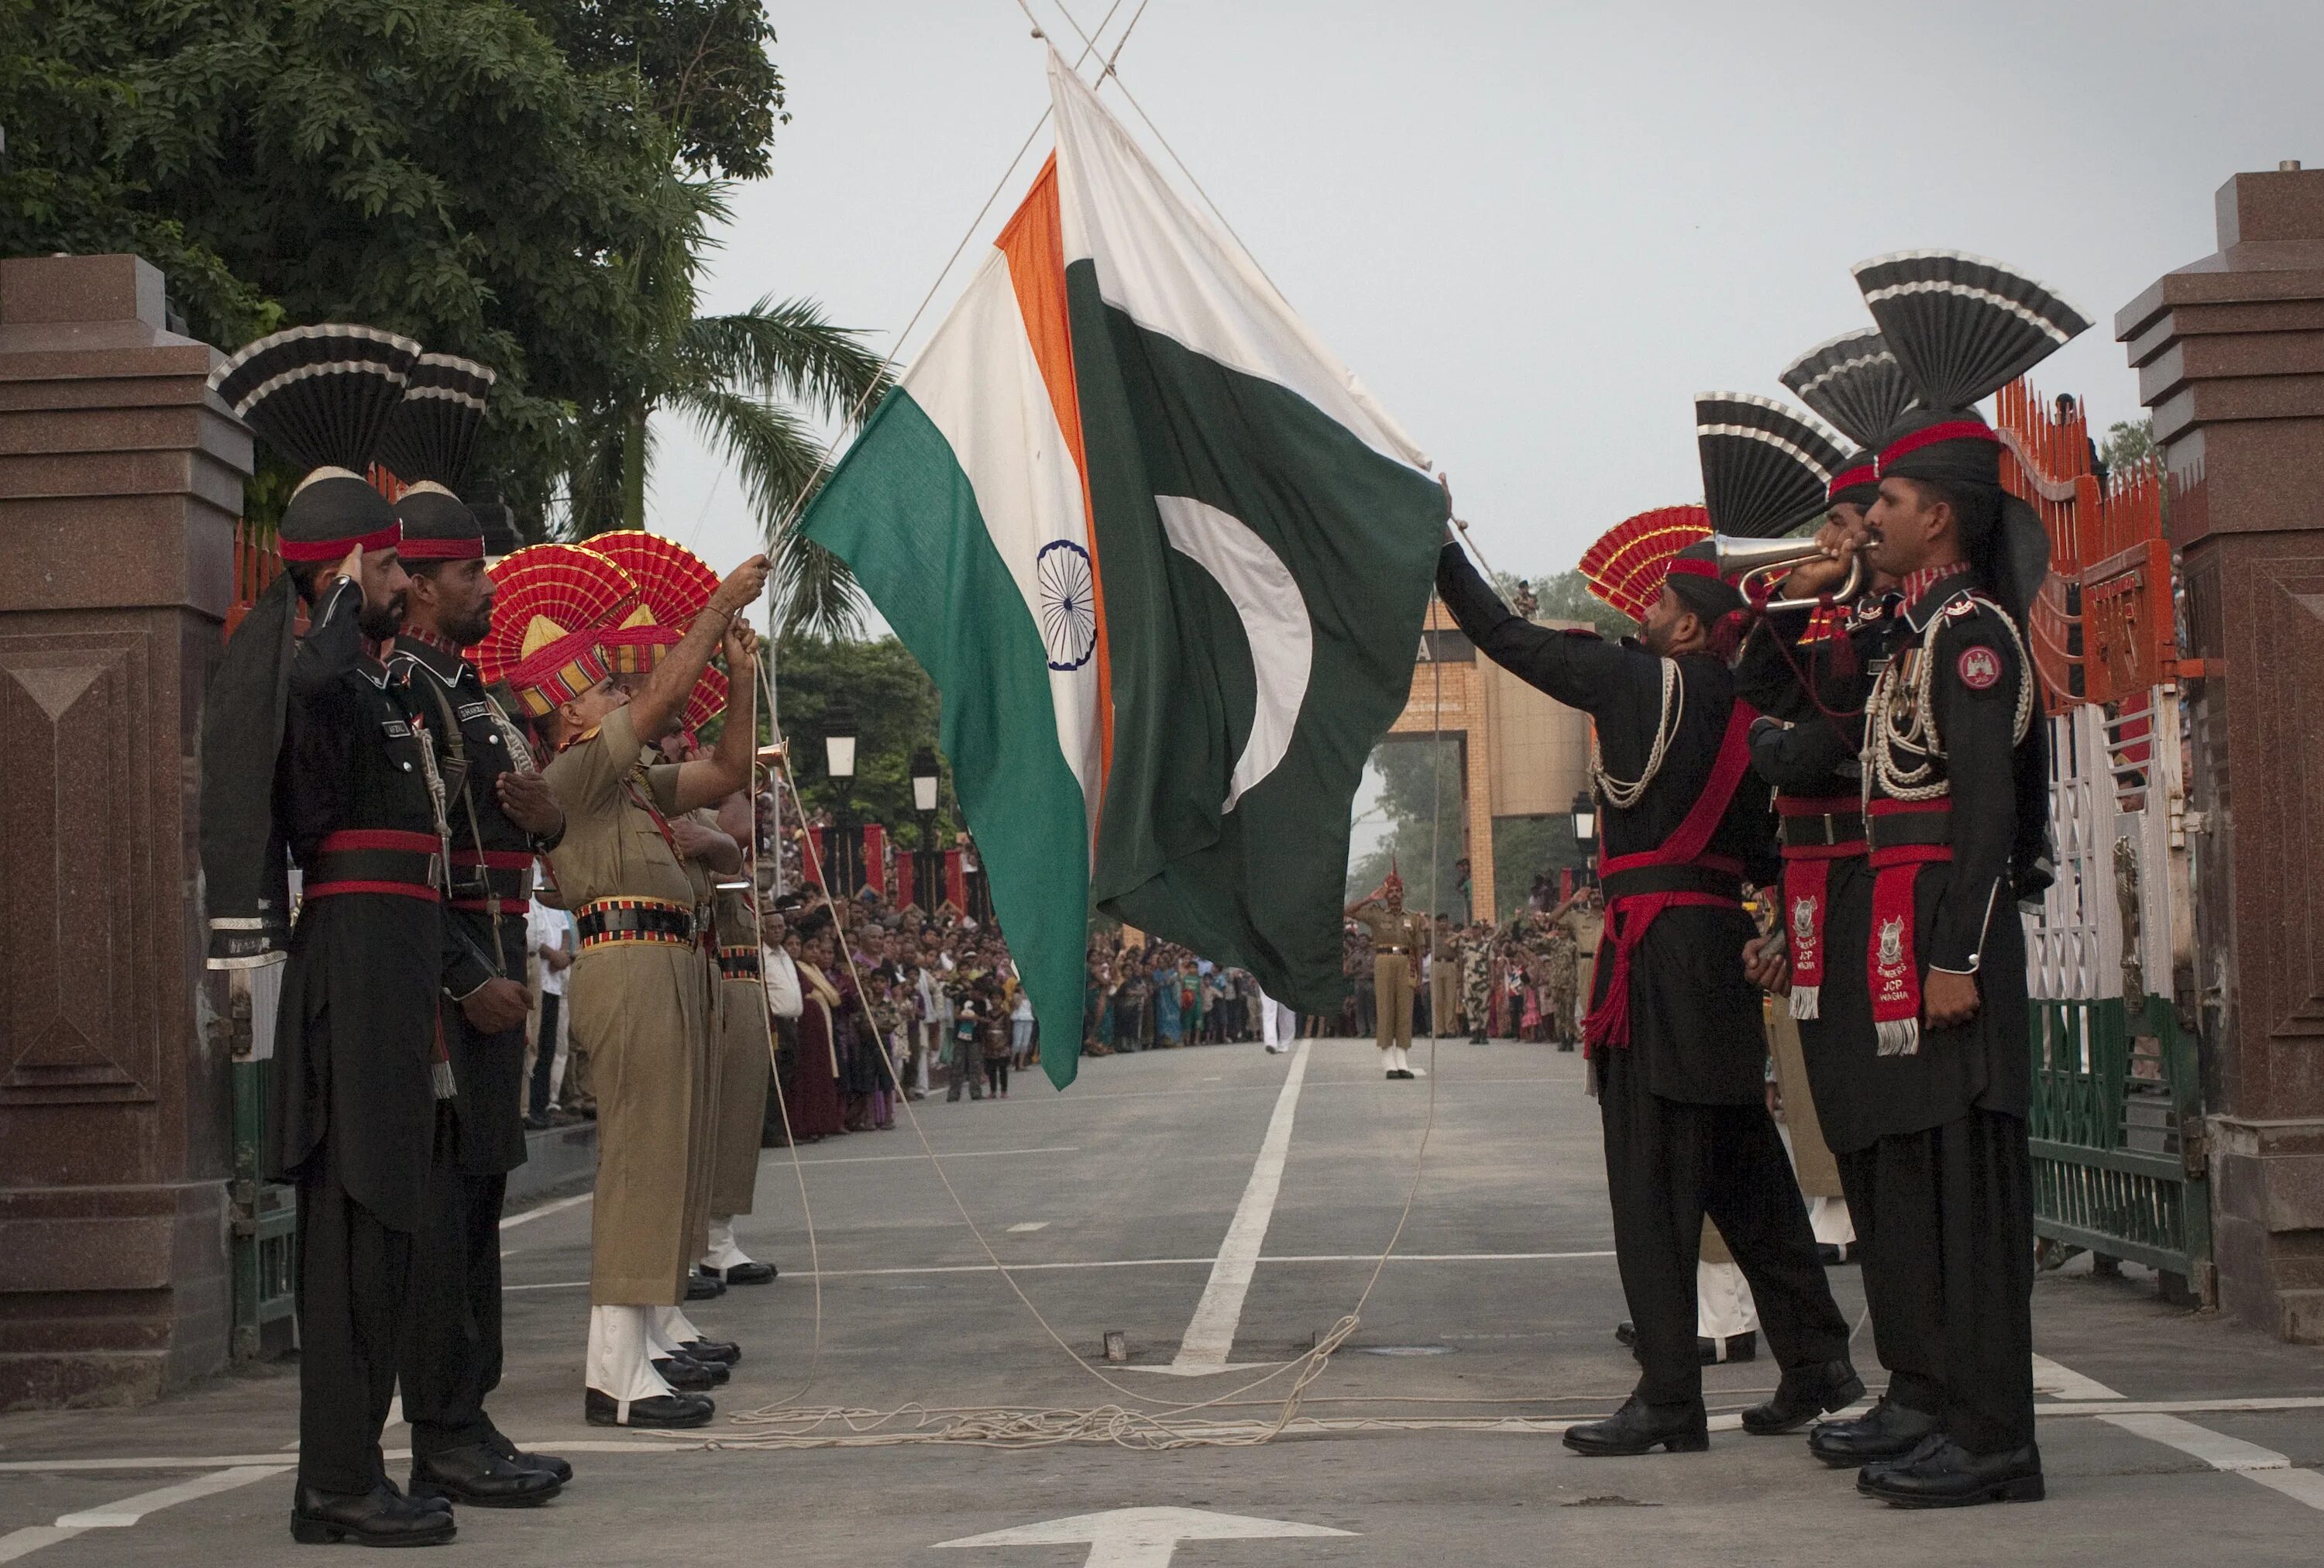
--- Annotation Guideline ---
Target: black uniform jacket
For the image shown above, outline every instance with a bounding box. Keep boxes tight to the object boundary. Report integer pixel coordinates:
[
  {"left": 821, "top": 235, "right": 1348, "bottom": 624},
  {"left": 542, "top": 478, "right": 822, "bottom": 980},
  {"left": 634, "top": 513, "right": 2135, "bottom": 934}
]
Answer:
[
  {"left": 266, "top": 582, "right": 495, "bottom": 1229},
  {"left": 1817, "top": 571, "right": 2034, "bottom": 1150},
  {"left": 390, "top": 636, "right": 538, "bottom": 1176},
  {"left": 1436, "top": 545, "right": 1775, "bottom": 1104}
]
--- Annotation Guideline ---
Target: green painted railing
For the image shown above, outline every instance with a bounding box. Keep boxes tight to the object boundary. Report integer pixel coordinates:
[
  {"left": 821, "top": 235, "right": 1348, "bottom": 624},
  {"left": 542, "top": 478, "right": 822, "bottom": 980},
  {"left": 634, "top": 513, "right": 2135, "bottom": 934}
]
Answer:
[
  {"left": 230, "top": 1054, "right": 298, "bottom": 1361},
  {"left": 2027, "top": 993, "right": 2209, "bottom": 1289}
]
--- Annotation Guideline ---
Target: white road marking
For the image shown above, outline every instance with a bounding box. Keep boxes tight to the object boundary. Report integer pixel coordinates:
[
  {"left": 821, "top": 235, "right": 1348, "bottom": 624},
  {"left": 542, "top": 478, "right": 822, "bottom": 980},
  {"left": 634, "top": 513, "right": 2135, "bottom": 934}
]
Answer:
[
  {"left": 0, "top": 1464, "right": 287, "bottom": 1562},
  {"left": 2033, "top": 1351, "right": 2123, "bottom": 1401},
  {"left": 501, "top": 1248, "right": 1622, "bottom": 1291},
  {"left": 497, "top": 1189, "right": 594, "bottom": 1230},
  {"left": 1007, "top": 1222, "right": 1050, "bottom": 1233},
  {"left": 2101, "top": 1412, "right": 2288, "bottom": 1470},
  {"left": 937, "top": 1505, "right": 1351, "bottom": 1568},
  {"left": 16, "top": 1396, "right": 2324, "bottom": 1479},
  {"left": 776, "top": 1144, "right": 1080, "bottom": 1167},
  {"left": 1170, "top": 1040, "right": 1311, "bottom": 1373},
  {"left": 2033, "top": 1349, "right": 2324, "bottom": 1515},
  {"left": 2101, "top": 1412, "right": 2324, "bottom": 1510}
]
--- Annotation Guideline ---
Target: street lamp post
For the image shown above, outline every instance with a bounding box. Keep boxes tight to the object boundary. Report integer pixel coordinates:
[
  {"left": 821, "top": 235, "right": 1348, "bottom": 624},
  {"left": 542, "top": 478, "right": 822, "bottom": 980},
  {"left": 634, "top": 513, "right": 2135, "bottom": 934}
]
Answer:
[
  {"left": 1570, "top": 789, "right": 1598, "bottom": 888},
  {"left": 911, "top": 744, "right": 940, "bottom": 915},
  {"left": 823, "top": 700, "right": 859, "bottom": 899}
]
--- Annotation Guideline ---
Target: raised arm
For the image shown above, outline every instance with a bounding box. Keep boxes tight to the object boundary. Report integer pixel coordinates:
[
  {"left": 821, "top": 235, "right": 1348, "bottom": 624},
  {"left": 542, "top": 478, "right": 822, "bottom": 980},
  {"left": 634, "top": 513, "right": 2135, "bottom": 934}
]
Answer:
[
  {"left": 672, "top": 618, "right": 761, "bottom": 813},
  {"left": 1434, "top": 542, "right": 1655, "bottom": 718},
  {"left": 630, "top": 555, "right": 768, "bottom": 746}
]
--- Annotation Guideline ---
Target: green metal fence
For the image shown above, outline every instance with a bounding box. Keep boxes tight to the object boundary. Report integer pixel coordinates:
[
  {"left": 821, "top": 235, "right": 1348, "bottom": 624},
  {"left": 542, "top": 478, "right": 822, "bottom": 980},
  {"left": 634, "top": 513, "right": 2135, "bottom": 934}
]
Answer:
[
  {"left": 2028, "top": 992, "right": 2209, "bottom": 1295},
  {"left": 229, "top": 1000, "right": 298, "bottom": 1361}
]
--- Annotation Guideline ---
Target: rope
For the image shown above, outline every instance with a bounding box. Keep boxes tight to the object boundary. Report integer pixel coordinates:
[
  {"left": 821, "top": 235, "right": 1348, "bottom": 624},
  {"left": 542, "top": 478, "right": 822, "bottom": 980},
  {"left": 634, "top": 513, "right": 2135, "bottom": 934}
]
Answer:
[{"left": 662, "top": 614, "right": 1456, "bottom": 1449}]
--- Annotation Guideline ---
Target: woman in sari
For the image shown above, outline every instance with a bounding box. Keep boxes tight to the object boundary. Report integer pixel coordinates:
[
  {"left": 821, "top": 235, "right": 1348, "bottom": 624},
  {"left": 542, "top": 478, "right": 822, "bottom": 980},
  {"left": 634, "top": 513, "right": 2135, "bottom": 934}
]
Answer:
[{"left": 786, "top": 922, "right": 849, "bottom": 1140}]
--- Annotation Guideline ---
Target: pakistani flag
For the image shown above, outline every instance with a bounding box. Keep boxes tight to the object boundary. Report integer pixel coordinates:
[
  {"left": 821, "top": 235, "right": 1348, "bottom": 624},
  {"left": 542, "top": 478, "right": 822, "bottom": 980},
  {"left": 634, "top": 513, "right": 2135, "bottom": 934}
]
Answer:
[{"left": 804, "top": 53, "right": 1442, "bottom": 1087}]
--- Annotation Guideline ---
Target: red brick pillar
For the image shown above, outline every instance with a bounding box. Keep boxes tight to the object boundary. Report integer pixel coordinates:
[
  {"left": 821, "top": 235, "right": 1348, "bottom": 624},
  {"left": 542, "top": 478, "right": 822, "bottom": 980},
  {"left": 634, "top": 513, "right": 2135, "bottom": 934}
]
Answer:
[
  {"left": 2120, "top": 168, "right": 2324, "bottom": 1341},
  {"left": 0, "top": 255, "right": 250, "bottom": 1405}
]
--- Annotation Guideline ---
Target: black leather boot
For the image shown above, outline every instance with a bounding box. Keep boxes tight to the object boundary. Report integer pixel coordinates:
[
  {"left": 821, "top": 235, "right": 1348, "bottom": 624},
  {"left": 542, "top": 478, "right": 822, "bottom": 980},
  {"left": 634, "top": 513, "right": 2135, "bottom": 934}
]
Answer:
[
  {"left": 290, "top": 1482, "right": 457, "bottom": 1546},
  {"left": 682, "top": 1336, "right": 741, "bottom": 1366},
  {"left": 685, "top": 1270, "right": 726, "bottom": 1301},
  {"left": 485, "top": 1429, "right": 572, "bottom": 1486},
  {"left": 1809, "top": 1395, "right": 1941, "bottom": 1466},
  {"left": 651, "top": 1353, "right": 727, "bottom": 1390},
  {"left": 705, "top": 1260, "right": 778, "bottom": 1285},
  {"left": 1857, "top": 1438, "right": 2044, "bottom": 1507},
  {"left": 1741, "top": 1357, "right": 1864, "bottom": 1435},
  {"left": 409, "top": 1443, "right": 562, "bottom": 1508},
  {"left": 583, "top": 1387, "right": 713, "bottom": 1428},
  {"left": 1563, "top": 1395, "right": 1710, "bottom": 1456}
]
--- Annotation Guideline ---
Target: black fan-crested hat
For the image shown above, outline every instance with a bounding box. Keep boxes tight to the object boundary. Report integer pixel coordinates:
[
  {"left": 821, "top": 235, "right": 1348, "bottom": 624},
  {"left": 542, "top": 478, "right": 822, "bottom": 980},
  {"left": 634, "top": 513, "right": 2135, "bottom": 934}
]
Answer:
[
  {"left": 1694, "top": 393, "right": 1848, "bottom": 538},
  {"left": 1779, "top": 328, "right": 1917, "bottom": 449},
  {"left": 208, "top": 323, "right": 421, "bottom": 561},
  {"left": 380, "top": 353, "right": 497, "bottom": 561},
  {"left": 1849, "top": 250, "right": 2091, "bottom": 411},
  {"left": 1851, "top": 252, "right": 2091, "bottom": 612},
  {"left": 1779, "top": 328, "right": 1919, "bottom": 508}
]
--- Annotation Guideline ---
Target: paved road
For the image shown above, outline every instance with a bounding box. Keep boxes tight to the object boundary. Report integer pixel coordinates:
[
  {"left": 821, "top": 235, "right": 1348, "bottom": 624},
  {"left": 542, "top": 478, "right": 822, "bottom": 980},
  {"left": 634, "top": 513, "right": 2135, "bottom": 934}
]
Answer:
[{"left": 5, "top": 1037, "right": 2322, "bottom": 1565}]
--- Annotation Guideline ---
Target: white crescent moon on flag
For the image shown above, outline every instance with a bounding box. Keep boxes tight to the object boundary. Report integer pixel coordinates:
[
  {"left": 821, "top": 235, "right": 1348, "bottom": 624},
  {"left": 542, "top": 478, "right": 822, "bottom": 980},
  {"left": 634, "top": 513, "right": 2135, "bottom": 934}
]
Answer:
[{"left": 1152, "top": 494, "right": 1314, "bottom": 813}]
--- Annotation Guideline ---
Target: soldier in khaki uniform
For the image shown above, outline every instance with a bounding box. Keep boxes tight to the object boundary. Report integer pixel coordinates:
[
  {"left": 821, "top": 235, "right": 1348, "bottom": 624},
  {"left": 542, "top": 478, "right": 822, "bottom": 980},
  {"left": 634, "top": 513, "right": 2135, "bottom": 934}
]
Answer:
[
  {"left": 1346, "top": 872, "right": 1426, "bottom": 1078},
  {"left": 486, "top": 546, "right": 767, "bottom": 1429},
  {"left": 702, "top": 854, "right": 779, "bottom": 1287}
]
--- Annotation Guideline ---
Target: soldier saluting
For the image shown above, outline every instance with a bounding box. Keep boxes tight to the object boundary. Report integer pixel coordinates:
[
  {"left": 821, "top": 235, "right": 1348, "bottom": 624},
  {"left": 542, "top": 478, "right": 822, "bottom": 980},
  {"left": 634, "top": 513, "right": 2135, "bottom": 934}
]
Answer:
[
  {"left": 201, "top": 327, "right": 528, "bottom": 1547},
  {"left": 380, "top": 356, "right": 572, "bottom": 1508}
]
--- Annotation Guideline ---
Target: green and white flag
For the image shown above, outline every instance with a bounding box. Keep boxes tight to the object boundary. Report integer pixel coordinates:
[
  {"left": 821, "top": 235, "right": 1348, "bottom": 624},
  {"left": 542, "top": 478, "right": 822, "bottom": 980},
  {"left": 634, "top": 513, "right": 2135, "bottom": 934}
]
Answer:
[{"left": 805, "top": 52, "right": 1442, "bottom": 1085}]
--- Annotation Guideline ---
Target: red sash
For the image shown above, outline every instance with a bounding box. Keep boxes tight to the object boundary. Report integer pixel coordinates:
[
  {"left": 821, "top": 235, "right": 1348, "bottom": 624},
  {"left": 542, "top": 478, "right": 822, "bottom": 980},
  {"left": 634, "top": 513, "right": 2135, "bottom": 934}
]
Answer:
[
  {"left": 1777, "top": 795, "right": 1865, "bottom": 1020},
  {"left": 1866, "top": 800, "right": 1952, "bottom": 1055},
  {"left": 1583, "top": 700, "right": 1758, "bottom": 1054}
]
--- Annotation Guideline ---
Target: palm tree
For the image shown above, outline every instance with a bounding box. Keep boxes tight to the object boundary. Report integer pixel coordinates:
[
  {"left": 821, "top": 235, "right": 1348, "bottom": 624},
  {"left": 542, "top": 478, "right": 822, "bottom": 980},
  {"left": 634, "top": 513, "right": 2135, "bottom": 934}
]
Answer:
[{"left": 565, "top": 175, "right": 892, "bottom": 638}]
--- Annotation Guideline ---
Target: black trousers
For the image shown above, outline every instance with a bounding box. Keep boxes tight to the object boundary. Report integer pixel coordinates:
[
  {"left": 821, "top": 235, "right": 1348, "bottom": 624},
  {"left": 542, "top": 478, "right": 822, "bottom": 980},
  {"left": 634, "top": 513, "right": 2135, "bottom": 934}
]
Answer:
[
  {"left": 1597, "top": 1044, "right": 1850, "bottom": 1405},
  {"left": 1833, "top": 1109, "right": 2036, "bottom": 1453},
  {"left": 527, "top": 993, "right": 562, "bottom": 1119},
  {"left": 398, "top": 1108, "right": 510, "bottom": 1458},
  {"left": 295, "top": 1141, "right": 413, "bottom": 1494}
]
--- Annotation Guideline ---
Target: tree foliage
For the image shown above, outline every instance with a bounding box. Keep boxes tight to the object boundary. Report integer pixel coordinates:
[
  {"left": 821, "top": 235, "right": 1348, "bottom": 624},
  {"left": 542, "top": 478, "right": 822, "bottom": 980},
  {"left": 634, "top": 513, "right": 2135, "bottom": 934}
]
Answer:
[
  {"left": 1, "top": 0, "right": 830, "bottom": 550},
  {"left": 514, "top": 0, "right": 786, "bottom": 180},
  {"left": 773, "top": 633, "right": 958, "bottom": 850}
]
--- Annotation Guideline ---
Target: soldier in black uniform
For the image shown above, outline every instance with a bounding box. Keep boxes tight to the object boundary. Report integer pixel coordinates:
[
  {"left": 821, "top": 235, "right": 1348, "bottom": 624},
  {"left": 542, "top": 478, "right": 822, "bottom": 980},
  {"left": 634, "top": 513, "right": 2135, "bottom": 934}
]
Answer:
[
  {"left": 1436, "top": 531, "right": 1858, "bottom": 1457},
  {"left": 201, "top": 327, "right": 529, "bottom": 1547},
  {"left": 382, "top": 356, "right": 573, "bottom": 1508},
  {"left": 1775, "top": 254, "right": 2083, "bottom": 1508}
]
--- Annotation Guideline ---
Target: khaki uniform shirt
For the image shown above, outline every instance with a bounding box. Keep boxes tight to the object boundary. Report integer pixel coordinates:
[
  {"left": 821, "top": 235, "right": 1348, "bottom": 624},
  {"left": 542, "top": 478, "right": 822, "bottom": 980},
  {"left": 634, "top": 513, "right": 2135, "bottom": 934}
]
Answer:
[{"left": 544, "top": 706, "right": 711, "bottom": 1305}]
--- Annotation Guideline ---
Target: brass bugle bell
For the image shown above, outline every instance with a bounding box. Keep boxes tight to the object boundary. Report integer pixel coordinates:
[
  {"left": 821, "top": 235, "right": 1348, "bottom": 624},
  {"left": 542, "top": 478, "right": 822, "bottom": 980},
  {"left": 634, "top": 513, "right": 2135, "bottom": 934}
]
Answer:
[{"left": 1710, "top": 533, "right": 1863, "bottom": 613}]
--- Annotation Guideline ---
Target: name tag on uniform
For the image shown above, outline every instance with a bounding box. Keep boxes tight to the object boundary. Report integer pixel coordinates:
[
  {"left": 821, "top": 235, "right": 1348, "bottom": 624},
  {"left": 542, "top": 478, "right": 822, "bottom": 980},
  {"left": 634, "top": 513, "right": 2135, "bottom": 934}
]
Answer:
[
  {"left": 456, "top": 701, "right": 490, "bottom": 723},
  {"left": 382, "top": 719, "right": 413, "bottom": 739}
]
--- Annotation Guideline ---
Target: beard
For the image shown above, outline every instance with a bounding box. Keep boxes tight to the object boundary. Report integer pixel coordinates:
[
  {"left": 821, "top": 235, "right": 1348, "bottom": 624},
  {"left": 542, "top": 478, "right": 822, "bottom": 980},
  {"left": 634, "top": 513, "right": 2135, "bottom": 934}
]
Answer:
[
  {"left": 442, "top": 603, "right": 493, "bottom": 647},
  {"left": 359, "top": 591, "right": 407, "bottom": 641}
]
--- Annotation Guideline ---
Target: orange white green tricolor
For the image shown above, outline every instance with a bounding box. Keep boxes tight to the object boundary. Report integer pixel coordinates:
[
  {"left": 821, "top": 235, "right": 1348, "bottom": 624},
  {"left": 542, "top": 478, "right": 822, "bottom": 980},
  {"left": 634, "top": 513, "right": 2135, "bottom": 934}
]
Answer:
[{"left": 804, "top": 54, "right": 1444, "bottom": 1087}]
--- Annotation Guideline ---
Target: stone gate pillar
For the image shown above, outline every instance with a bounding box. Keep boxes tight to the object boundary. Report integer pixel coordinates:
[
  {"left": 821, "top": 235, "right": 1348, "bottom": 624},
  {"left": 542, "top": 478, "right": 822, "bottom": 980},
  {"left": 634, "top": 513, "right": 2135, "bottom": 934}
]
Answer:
[
  {"left": 0, "top": 254, "right": 249, "bottom": 1405},
  {"left": 2119, "top": 167, "right": 2324, "bottom": 1341}
]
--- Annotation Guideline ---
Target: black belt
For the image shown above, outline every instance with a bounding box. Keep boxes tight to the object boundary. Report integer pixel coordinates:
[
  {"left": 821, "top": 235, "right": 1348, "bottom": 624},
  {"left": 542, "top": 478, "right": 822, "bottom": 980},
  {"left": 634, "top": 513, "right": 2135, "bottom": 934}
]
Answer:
[
  {"left": 1780, "top": 811, "right": 1865, "bottom": 850},
  {"left": 576, "top": 900, "right": 700, "bottom": 949},
  {"left": 1868, "top": 808, "right": 1952, "bottom": 851},
  {"left": 1600, "top": 864, "right": 1745, "bottom": 902}
]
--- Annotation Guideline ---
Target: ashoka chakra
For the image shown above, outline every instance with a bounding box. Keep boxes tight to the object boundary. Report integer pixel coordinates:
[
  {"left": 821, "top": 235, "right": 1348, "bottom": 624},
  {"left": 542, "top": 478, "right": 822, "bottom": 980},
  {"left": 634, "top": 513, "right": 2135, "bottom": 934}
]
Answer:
[{"left": 1036, "top": 540, "right": 1098, "bottom": 671}]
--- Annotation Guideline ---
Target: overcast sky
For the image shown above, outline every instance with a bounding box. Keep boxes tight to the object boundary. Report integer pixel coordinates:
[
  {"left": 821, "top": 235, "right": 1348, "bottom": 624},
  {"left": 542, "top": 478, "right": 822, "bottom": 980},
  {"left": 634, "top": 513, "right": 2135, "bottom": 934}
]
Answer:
[{"left": 648, "top": 0, "right": 2318, "bottom": 597}]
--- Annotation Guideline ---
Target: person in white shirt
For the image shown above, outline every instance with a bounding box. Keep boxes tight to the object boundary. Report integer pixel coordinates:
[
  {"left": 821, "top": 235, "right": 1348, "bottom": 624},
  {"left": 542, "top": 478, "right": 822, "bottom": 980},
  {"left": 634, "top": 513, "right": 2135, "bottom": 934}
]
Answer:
[{"left": 525, "top": 896, "right": 574, "bottom": 1124}]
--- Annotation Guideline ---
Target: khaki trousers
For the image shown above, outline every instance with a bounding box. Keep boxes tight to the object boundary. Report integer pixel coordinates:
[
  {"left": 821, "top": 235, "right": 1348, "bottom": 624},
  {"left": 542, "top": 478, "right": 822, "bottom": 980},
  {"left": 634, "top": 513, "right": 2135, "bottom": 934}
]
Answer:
[
  {"left": 710, "top": 977, "right": 774, "bottom": 1216},
  {"left": 1373, "top": 954, "right": 1415, "bottom": 1050}
]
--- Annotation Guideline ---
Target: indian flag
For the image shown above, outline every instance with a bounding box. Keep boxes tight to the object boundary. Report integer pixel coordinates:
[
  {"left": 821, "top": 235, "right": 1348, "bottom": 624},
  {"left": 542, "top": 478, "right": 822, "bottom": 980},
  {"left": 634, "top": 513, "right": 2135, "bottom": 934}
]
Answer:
[{"left": 805, "top": 53, "right": 1442, "bottom": 1087}]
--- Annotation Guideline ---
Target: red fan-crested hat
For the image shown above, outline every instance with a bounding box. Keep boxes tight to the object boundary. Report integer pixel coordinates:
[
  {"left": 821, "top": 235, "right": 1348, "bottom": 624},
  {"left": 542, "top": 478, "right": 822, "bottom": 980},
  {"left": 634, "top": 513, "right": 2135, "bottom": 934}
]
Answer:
[
  {"left": 587, "top": 530, "right": 720, "bottom": 677},
  {"left": 586, "top": 531, "right": 729, "bottom": 731},
  {"left": 1578, "top": 505, "right": 1712, "bottom": 622},
  {"left": 472, "top": 544, "right": 639, "bottom": 716},
  {"left": 680, "top": 663, "right": 731, "bottom": 742}
]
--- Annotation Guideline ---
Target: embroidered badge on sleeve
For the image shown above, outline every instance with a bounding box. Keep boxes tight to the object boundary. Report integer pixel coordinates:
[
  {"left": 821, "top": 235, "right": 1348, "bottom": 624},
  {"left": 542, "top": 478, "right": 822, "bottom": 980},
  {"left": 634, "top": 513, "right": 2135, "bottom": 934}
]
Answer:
[{"left": 1957, "top": 645, "right": 2003, "bottom": 691}]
